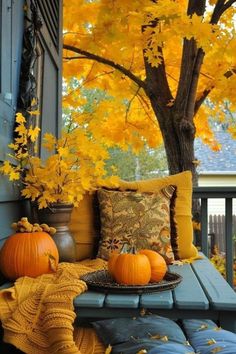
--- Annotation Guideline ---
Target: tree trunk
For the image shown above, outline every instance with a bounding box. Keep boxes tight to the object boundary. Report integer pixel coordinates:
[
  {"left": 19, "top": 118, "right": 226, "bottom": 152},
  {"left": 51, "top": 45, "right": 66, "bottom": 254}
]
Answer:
[{"left": 149, "top": 97, "right": 198, "bottom": 185}]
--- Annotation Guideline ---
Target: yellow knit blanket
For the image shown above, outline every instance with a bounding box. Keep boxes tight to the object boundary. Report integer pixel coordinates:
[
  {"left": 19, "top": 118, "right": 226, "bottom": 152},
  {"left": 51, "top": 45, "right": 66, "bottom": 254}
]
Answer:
[{"left": 0, "top": 258, "right": 107, "bottom": 354}]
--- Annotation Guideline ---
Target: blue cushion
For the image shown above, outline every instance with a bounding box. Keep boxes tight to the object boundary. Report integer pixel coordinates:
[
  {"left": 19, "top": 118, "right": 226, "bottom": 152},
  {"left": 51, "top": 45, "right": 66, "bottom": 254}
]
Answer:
[
  {"left": 92, "top": 315, "right": 195, "bottom": 353},
  {"left": 148, "top": 343, "right": 195, "bottom": 354},
  {"left": 182, "top": 319, "right": 236, "bottom": 354}
]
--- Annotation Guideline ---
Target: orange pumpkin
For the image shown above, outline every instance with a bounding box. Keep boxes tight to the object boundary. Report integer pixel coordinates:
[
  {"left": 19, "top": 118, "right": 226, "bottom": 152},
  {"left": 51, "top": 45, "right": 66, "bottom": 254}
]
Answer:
[
  {"left": 113, "top": 252, "right": 151, "bottom": 285},
  {"left": 139, "top": 249, "right": 167, "bottom": 282},
  {"left": 108, "top": 252, "right": 120, "bottom": 277},
  {"left": 0, "top": 232, "right": 59, "bottom": 280}
]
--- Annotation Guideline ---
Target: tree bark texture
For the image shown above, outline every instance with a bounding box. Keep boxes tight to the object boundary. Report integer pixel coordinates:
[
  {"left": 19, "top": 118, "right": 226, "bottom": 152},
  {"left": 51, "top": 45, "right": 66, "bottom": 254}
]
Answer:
[{"left": 148, "top": 97, "right": 197, "bottom": 185}]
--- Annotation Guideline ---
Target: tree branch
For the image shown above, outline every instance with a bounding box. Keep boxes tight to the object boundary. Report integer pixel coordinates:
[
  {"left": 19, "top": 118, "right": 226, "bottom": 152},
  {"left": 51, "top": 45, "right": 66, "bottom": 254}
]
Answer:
[
  {"left": 194, "top": 88, "right": 211, "bottom": 114},
  {"left": 194, "top": 68, "right": 236, "bottom": 114},
  {"left": 225, "top": 0, "right": 236, "bottom": 7},
  {"left": 136, "top": 92, "right": 158, "bottom": 126},
  {"left": 193, "top": 0, "right": 236, "bottom": 114},
  {"left": 174, "top": 38, "right": 198, "bottom": 115},
  {"left": 186, "top": 48, "right": 205, "bottom": 119},
  {"left": 64, "top": 56, "right": 88, "bottom": 60},
  {"left": 187, "top": 0, "right": 206, "bottom": 16},
  {"left": 125, "top": 87, "right": 141, "bottom": 121},
  {"left": 174, "top": 1, "right": 206, "bottom": 118},
  {"left": 63, "top": 44, "right": 147, "bottom": 91},
  {"left": 211, "top": 0, "right": 236, "bottom": 24}
]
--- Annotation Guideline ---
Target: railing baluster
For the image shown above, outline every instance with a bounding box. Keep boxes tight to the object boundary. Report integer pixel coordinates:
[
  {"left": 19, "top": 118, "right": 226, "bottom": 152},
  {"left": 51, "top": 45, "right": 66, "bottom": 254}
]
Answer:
[
  {"left": 201, "top": 198, "right": 208, "bottom": 257},
  {"left": 193, "top": 187, "right": 236, "bottom": 289},
  {"left": 225, "top": 198, "right": 233, "bottom": 287}
]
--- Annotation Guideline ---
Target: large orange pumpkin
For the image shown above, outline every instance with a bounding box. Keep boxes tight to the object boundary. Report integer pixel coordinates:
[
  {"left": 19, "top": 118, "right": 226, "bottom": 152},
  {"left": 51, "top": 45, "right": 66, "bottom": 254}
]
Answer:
[
  {"left": 112, "top": 252, "right": 151, "bottom": 285},
  {"left": 139, "top": 249, "right": 167, "bottom": 282},
  {"left": 0, "top": 232, "right": 59, "bottom": 280}
]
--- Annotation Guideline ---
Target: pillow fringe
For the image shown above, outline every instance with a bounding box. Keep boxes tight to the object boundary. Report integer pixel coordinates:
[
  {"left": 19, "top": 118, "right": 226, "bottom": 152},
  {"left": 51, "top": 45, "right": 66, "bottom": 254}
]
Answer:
[{"left": 169, "top": 185, "right": 179, "bottom": 261}]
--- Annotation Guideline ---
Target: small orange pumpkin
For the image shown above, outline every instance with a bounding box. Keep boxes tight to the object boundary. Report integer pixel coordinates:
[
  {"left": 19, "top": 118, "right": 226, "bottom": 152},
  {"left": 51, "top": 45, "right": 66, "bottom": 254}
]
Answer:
[
  {"left": 0, "top": 232, "right": 59, "bottom": 280},
  {"left": 139, "top": 249, "right": 167, "bottom": 282},
  {"left": 112, "top": 249, "right": 151, "bottom": 285},
  {"left": 108, "top": 252, "right": 120, "bottom": 277},
  {"left": 107, "top": 244, "right": 130, "bottom": 277}
]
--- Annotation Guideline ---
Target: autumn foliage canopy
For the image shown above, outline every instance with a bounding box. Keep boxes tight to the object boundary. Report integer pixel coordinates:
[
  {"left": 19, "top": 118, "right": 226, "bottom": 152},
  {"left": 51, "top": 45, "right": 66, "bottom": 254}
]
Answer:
[{"left": 63, "top": 0, "right": 236, "bottom": 178}]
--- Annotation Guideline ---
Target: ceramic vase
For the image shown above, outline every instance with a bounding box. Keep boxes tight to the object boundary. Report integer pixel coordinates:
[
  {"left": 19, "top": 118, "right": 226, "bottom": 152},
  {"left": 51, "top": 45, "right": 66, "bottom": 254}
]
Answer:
[{"left": 32, "top": 203, "right": 76, "bottom": 263}]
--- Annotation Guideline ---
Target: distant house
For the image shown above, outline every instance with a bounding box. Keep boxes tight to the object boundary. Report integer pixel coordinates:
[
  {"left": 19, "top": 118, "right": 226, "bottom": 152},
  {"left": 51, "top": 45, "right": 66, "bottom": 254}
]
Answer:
[
  {"left": 195, "top": 130, "right": 236, "bottom": 248},
  {"left": 195, "top": 129, "right": 236, "bottom": 187}
]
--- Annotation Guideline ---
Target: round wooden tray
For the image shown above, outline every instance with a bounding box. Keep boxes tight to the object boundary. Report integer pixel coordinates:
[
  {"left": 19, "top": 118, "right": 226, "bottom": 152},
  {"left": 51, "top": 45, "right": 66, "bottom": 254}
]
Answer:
[{"left": 80, "top": 270, "right": 182, "bottom": 294}]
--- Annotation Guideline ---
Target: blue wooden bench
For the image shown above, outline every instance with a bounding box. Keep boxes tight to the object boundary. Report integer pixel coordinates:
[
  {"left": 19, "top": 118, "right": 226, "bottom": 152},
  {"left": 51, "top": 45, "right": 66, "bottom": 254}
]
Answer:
[
  {"left": 1, "top": 256, "right": 236, "bottom": 335},
  {"left": 73, "top": 254, "right": 236, "bottom": 333}
]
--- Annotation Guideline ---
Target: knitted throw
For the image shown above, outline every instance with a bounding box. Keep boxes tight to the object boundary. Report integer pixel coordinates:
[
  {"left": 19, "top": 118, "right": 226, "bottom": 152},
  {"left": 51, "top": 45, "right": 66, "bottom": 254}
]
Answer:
[{"left": 0, "top": 258, "right": 107, "bottom": 354}]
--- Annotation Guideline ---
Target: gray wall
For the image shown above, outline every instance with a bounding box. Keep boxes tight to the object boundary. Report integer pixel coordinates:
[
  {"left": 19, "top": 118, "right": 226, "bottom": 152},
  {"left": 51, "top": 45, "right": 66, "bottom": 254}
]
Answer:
[
  {"left": 0, "top": 0, "right": 62, "bottom": 247},
  {"left": 0, "top": 0, "right": 25, "bottom": 245}
]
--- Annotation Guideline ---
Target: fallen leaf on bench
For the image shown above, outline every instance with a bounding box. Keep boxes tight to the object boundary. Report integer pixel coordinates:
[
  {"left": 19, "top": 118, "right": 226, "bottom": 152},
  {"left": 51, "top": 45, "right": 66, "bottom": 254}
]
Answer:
[
  {"left": 160, "top": 335, "right": 168, "bottom": 342},
  {"left": 149, "top": 333, "right": 162, "bottom": 339},
  {"left": 207, "top": 338, "right": 217, "bottom": 345},
  {"left": 172, "top": 260, "right": 184, "bottom": 266},
  {"left": 184, "top": 340, "right": 191, "bottom": 346},
  {"left": 140, "top": 308, "right": 147, "bottom": 316},
  {"left": 211, "top": 347, "right": 224, "bottom": 353},
  {"left": 105, "top": 344, "right": 112, "bottom": 354},
  {"left": 197, "top": 324, "right": 208, "bottom": 331}
]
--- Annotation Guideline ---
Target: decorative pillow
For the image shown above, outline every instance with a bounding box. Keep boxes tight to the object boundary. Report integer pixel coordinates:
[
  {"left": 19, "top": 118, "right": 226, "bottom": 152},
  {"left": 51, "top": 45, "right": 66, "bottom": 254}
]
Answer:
[
  {"left": 69, "top": 193, "right": 100, "bottom": 261},
  {"left": 92, "top": 315, "right": 195, "bottom": 354},
  {"left": 182, "top": 319, "right": 236, "bottom": 354},
  {"left": 96, "top": 185, "right": 176, "bottom": 263},
  {"left": 118, "top": 171, "right": 199, "bottom": 260},
  {"left": 148, "top": 343, "right": 195, "bottom": 354}
]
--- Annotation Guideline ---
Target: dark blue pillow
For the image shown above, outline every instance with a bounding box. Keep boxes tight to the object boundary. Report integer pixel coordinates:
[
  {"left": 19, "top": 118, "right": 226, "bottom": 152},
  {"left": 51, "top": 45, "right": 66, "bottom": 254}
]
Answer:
[
  {"left": 112, "top": 340, "right": 195, "bottom": 354},
  {"left": 92, "top": 315, "right": 195, "bottom": 353},
  {"left": 182, "top": 319, "right": 236, "bottom": 354},
  {"left": 148, "top": 343, "right": 195, "bottom": 354}
]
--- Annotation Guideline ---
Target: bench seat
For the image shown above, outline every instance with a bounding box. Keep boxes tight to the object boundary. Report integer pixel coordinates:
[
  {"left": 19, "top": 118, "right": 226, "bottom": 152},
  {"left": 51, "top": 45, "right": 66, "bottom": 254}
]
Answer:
[
  {"left": 1, "top": 254, "right": 236, "bottom": 333},
  {"left": 74, "top": 254, "right": 236, "bottom": 333}
]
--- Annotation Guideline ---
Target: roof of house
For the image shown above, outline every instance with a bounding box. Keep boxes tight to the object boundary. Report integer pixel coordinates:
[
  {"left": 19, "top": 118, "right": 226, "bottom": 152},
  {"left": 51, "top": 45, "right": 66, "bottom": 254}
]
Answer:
[{"left": 194, "top": 130, "right": 236, "bottom": 173}]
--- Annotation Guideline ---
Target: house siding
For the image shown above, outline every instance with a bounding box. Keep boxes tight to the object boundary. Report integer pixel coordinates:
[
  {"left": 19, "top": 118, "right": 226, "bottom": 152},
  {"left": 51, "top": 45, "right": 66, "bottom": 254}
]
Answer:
[
  {"left": 199, "top": 174, "right": 236, "bottom": 215},
  {"left": 0, "top": 0, "right": 25, "bottom": 245},
  {"left": 0, "top": 0, "right": 62, "bottom": 245}
]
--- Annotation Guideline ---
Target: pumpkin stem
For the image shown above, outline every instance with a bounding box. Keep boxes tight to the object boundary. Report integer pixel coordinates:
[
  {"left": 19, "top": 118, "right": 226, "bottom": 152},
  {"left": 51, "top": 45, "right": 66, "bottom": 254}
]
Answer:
[
  {"left": 129, "top": 239, "right": 137, "bottom": 254},
  {"left": 130, "top": 245, "right": 137, "bottom": 255},
  {"left": 120, "top": 243, "right": 130, "bottom": 253},
  {"left": 120, "top": 241, "right": 137, "bottom": 255}
]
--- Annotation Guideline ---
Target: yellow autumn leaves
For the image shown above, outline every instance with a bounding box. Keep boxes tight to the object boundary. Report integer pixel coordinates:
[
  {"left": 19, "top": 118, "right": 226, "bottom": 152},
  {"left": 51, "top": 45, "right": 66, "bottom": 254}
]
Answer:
[
  {"left": 0, "top": 112, "right": 119, "bottom": 209},
  {"left": 63, "top": 0, "right": 236, "bottom": 148}
]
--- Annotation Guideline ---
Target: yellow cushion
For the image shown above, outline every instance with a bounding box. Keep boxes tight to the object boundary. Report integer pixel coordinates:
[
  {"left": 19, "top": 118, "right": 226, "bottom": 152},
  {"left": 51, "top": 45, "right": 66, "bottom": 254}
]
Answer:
[
  {"left": 69, "top": 193, "right": 100, "bottom": 261},
  {"left": 118, "top": 171, "right": 198, "bottom": 260}
]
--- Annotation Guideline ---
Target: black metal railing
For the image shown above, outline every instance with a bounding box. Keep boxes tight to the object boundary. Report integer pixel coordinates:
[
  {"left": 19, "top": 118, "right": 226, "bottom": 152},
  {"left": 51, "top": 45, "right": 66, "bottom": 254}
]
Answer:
[{"left": 193, "top": 186, "right": 236, "bottom": 288}]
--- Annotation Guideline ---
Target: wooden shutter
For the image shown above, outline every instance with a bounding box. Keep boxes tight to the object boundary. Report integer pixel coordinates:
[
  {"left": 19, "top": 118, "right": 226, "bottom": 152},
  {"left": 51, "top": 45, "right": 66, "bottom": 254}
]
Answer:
[
  {"left": 38, "top": 0, "right": 60, "bottom": 51},
  {"left": 36, "top": 0, "right": 62, "bottom": 156}
]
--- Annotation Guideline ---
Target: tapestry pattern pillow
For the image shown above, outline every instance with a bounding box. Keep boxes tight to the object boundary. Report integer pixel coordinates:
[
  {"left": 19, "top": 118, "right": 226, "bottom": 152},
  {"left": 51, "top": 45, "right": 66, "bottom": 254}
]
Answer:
[
  {"left": 119, "top": 171, "right": 199, "bottom": 260},
  {"left": 96, "top": 185, "right": 176, "bottom": 263}
]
